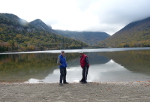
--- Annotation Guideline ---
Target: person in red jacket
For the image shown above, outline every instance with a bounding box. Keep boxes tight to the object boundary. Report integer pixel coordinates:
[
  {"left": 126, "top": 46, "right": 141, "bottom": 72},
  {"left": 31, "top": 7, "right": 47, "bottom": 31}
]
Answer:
[{"left": 79, "top": 51, "right": 90, "bottom": 84}]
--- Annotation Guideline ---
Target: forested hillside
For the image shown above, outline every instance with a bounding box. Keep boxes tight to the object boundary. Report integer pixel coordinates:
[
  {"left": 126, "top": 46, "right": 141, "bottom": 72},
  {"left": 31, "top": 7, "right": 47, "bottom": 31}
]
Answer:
[
  {"left": 55, "top": 30, "right": 110, "bottom": 45},
  {"left": 98, "top": 17, "right": 150, "bottom": 47},
  {"left": 0, "top": 13, "right": 88, "bottom": 52}
]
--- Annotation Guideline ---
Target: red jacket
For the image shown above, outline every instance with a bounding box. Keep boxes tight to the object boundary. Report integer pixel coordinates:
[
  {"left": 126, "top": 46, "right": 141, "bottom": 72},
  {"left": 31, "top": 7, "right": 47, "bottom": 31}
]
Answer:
[{"left": 80, "top": 54, "right": 89, "bottom": 68}]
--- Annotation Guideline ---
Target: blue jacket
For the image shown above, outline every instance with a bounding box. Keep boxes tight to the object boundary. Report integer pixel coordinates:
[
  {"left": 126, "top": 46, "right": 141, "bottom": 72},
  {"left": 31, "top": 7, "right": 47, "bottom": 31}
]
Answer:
[{"left": 58, "top": 55, "right": 67, "bottom": 68}]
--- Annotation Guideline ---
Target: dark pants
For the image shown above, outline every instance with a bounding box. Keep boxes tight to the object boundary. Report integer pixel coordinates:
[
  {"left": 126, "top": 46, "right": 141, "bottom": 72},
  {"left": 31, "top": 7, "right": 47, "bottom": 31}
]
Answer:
[
  {"left": 81, "top": 66, "right": 89, "bottom": 82},
  {"left": 59, "top": 67, "right": 67, "bottom": 84}
]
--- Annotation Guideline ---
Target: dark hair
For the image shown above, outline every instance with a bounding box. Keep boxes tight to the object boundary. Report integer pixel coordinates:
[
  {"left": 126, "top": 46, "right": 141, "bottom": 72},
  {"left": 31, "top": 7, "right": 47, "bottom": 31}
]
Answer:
[{"left": 61, "top": 51, "right": 64, "bottom": 53}]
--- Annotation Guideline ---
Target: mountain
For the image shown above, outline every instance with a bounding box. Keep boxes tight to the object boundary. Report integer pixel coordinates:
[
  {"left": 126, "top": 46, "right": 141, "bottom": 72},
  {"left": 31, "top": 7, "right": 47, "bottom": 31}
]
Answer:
[
  {"left": 55, "top": 30, "right": 110, "bottom": 45},
  {"left": 0, "top": 13, "right": 35, "bottom": 29},
  {"left": 98, "top": 17, "right": 150, "bottom": 47},
  {"left": 0, "top": 13, "right": 88, "bottom": 52},
  {"left": 30, "top": 19, "right": 54, "bottom": 32},
  {"left": 30, "top": 19, "right": 110, "bottom": 46}
]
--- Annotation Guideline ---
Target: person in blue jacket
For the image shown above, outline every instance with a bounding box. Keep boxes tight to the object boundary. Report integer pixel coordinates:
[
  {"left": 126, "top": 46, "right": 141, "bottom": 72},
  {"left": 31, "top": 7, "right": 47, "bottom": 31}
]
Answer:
[{"left": 57, "top": 51, "right": 69, "bottom": 86}]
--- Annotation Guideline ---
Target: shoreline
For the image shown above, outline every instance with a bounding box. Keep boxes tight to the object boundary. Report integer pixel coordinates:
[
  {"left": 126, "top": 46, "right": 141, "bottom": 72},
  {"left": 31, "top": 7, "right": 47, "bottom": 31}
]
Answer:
[
  {"left": 0, "top": 80, "right": 150, "bottom": 84},
  {"left": 0, "top": 81, "right": 150, "bottom": 102}
]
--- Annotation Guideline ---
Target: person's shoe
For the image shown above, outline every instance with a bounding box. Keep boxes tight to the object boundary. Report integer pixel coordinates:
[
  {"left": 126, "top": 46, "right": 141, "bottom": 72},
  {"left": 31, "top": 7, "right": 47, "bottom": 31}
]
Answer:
[
  {"left": 80, "top": 80, "right": 84, "bottom": 83},
  {"left": 59, "top": 83, "right": 63, "bottom": 86},
  {"left": 63, "top": 82, "right": 69, "bottom": 84},
  {"left": 81, "top": 81, "right": 87, "bottom": 84}
]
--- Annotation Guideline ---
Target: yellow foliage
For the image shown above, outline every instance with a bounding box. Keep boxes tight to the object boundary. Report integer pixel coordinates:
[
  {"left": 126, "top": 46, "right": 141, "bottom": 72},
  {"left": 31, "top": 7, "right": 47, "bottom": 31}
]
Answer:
[{"left": 0, "top": 27, "right": 3, "bottom": 31}]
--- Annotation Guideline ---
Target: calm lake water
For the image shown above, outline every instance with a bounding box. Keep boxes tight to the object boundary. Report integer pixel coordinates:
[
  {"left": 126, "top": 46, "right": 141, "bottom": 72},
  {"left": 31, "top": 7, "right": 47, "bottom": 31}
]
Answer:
[{"left": 0, "top": 47, "right": 150, "bottom": 83}]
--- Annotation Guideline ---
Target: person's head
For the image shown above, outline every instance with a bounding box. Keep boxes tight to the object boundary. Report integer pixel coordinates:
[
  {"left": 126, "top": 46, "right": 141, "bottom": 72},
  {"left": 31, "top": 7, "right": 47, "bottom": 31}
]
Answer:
[
  {"left": 61, "top": 51, "right": 65, "bottom": 56},
  {"left": 79, "top": 51, "right": 84, "bottom": 56}
]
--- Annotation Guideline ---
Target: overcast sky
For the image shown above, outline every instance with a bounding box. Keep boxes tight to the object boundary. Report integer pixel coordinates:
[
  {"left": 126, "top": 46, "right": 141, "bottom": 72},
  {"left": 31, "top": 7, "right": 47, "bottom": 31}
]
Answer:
[{"left": 1, "top": 0, "right": 150, "bottom": 35}]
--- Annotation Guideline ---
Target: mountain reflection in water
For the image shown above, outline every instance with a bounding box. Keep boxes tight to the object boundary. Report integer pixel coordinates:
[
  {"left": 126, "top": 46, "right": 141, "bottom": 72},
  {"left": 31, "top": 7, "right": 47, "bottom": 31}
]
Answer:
[
  {"left": 0, "top": 48, "right": 150, "bottom": 83},
  {"left": 26, "top": 59, "right": 150, "bottom": 83}
]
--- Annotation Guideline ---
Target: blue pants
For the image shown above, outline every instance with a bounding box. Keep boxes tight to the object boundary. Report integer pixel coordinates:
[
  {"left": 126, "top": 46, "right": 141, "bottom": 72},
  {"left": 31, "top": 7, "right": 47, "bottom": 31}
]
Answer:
[{"left": 59, "top": 67, "right": 67, "bottom": 84}]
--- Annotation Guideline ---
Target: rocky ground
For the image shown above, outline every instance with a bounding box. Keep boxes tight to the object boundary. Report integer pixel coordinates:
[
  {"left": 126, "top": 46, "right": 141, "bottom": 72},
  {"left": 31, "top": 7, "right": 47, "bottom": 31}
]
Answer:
[{"left": 0, "top": 81, "right": 150, "bottom": 102}]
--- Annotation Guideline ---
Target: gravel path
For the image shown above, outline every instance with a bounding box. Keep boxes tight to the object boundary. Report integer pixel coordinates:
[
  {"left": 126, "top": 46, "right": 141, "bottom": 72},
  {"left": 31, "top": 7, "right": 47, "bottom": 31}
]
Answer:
[{"left": 0, "top": 82, "right": 150, "bottom": 102}]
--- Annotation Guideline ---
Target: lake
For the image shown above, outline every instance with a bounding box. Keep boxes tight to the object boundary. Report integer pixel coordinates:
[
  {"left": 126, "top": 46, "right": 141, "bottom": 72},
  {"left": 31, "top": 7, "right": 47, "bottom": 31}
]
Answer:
[{"left": 0, "top": 47, "right": 150, "bottom": 83}]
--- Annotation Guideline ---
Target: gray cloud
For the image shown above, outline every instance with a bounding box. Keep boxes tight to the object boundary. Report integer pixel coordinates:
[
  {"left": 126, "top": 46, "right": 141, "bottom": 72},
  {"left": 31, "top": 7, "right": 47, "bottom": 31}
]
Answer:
[{"left": 90, "top": 0, "right": 150, "bottom": 34}]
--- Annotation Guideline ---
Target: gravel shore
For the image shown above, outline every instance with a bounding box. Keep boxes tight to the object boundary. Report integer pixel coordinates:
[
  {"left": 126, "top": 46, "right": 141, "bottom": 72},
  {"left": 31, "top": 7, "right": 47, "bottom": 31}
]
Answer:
[{"left": 0, "top": 81, "right": 150, "bottom": 102}]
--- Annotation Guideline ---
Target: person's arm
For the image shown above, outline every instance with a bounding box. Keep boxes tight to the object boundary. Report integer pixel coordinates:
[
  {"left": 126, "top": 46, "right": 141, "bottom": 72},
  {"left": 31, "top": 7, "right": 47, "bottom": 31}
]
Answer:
[
  {"left": 85, "top": 57, "right": 89, "bottom": 66},
  {"left": 57, "top": 56, "right": 62, "bottom": 65}
]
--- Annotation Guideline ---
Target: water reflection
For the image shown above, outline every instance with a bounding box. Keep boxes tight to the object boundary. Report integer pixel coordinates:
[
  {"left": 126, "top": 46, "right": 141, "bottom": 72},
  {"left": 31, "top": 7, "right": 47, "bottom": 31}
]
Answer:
[
  {"left": 100, "top": 50, "right": 150, "bottom": 75},
  {"left": 0, "top": 48, "right": 150, "bottom": 83},
  {"left": 0, "top": 53, "right": 79, "bottom": 82},
  {"left": 88, "top": 60, "right": 150, "bottom": 82},
  {"left": 25, "top": 52, "right": 111, "bottom": 83},
  {"left": 26, "top": 59, "right": 150, "bottom": 83}
]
